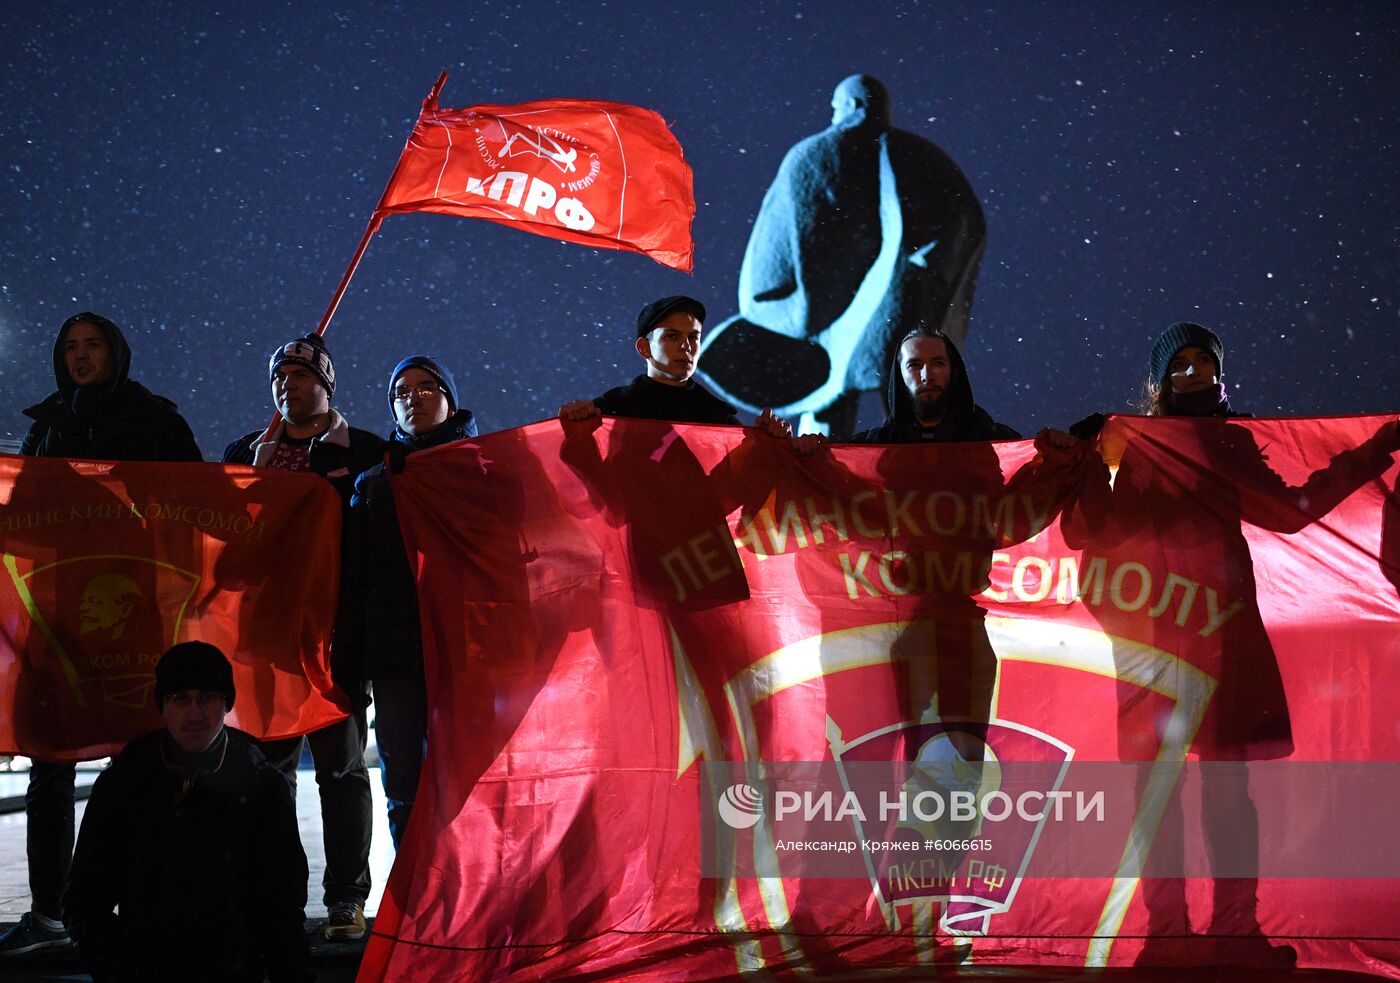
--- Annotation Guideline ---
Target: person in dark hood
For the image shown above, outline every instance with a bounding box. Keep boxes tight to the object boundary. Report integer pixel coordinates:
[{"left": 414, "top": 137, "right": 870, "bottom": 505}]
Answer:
[
  {"left": 848, "top": 324, "right": 1020, "bottom": 444},
  {"left": 340, "top": 355, "right": 477, "bottom": 847},
  {"left": 2, "top": 313, "right": 201, "bottom": 959},
  {"left": 769, "top": 324, "right": 1083, "bottom": 880},
  {"left": 20, "top": 312, "right": 202, "bottom": 462}
]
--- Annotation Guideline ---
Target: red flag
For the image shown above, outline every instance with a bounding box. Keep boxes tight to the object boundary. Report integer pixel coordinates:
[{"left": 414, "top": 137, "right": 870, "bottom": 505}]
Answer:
[
  {"left": 362, "top": 415, "right": 1400, "bottom": 980},
  {"left": 0, "top": 456, "right": 348, "bottom": 760},
  {"left": 373, "top": 73, "right": 696, "bottom": 272}
]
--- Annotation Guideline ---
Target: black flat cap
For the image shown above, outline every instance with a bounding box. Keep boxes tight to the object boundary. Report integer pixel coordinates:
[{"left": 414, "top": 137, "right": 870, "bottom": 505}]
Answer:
[{"left": 636, "top": 295, "right": 706, "bottom": 338}]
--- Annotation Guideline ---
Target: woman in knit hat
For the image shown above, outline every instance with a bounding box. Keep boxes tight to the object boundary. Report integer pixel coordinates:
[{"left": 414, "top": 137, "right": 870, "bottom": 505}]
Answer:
[
  {"left": 1063, "top": 322, "right": 1397, "bottom": 965},
  {"left": 1143, "top": 321, "right": 1230, "bottom": 418}
]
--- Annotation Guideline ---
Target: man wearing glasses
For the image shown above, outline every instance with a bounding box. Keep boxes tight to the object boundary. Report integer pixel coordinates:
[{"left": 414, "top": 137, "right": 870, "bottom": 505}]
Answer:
[
  {"left": 222, "top": 333, "right": 380, "bottom": 941},
  {"left": 341, "top": 356, "right": 478, "bottom": 848}
]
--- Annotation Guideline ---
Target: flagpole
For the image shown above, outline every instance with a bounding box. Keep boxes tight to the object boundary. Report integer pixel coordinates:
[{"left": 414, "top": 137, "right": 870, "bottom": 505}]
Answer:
[
  {"left": 256, "top": 71, "right": 450, "bottom": 442},
  {"left": 312, "top": 70, "right": 448, "bottom": 341}
]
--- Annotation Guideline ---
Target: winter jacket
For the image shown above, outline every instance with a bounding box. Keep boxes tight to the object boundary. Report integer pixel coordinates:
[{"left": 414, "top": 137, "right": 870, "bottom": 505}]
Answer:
[
  {"left": 222, "top": 410, "right": 385, "bottom": 510},
  {"left": 21, "top": 312, "right": 202, "bottom": 462},
  {"left": 594, "top": 374, "right": 740, "bottom": 425},
  {"left": 848, "top": 333, "right": 1019, "bottom": 443},
  {"left": 342, "top": 409, "right": 478, "bottom": 680},
  {"left": 62, "top": 727, "right": 310, "bottom": 983}
]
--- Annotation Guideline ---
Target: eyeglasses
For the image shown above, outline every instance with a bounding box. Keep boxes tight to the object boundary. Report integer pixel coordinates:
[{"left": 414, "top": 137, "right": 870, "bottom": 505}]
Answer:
[
  {"left": 392, "top": 383, "right": 443, "bottom": 402},
  {"left": 164, "top": 691, "right": 227, "bottom": 709}
]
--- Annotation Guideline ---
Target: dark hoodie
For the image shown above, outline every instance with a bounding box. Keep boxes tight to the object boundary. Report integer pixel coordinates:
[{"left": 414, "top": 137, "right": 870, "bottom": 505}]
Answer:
[
  {"left": 21, "top": 312, "right": 202, "bottom": 462},
  {"left": 848, "top": 332, "right": 1019, "bottom": 443}
]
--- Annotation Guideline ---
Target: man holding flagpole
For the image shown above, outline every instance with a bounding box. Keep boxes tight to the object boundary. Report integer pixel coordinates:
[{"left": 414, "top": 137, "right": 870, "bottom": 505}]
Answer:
[{"left": 223, "top": 333, "right": 380, "bottom": 941}]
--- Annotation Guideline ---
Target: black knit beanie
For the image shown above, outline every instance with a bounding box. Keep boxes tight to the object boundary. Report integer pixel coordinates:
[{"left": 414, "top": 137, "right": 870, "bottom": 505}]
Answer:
[
  {"left": 155, "top": 642, "right": 236, "bottom": 711},
  {"left": 1149, "top": 322, "right": 1224, "bottom": 389}
]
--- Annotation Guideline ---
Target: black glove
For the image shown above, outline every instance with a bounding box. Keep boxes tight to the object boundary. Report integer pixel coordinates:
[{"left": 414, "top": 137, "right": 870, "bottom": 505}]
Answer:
[
  {"left": 386, "top": 440, "right": 410, "bottom": 475},
  {"left": 1068, "top": 413, "right": 1106, "bottom": 441}
]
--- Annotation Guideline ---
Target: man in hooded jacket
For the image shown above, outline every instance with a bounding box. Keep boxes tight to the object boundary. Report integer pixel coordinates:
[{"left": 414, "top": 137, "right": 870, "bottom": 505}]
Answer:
[
  {"left": 2, "top": 312, "right": 201, "bottom": 957},
  {"left": 849, "top": 325, "right": 1019, "bottom": 444},
  {"left": 19, "top": 312, "right": 201, "bottom": 461},
  {"left": 814, "top": 325, "right": 1078, "bottom": 800}
]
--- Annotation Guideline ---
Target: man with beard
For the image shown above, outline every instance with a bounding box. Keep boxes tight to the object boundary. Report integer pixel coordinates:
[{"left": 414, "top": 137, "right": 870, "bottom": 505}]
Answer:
[
  {"left": 808, "top": 325, "right": 1080, "bottom": 895},
  {"left": 849, "top": 325, "right": 1019, "bottom": 444},
  {"left": 834, "top": 326, "right": 1073, "bottom": 736},
  {"left": 2, "top": 312, "right": 201, "bottom": 958}
]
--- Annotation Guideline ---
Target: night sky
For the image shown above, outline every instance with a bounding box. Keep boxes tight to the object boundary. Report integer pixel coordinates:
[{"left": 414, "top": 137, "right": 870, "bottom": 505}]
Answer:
[{"left": 3, "top": 2, "right": 1397, "bottom": 453}]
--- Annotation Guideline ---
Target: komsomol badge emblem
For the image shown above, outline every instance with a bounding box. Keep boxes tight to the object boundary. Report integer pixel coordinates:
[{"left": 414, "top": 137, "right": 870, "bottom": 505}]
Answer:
[{"left": 828, "top": 716, "right": 1074, "bottom": 937}]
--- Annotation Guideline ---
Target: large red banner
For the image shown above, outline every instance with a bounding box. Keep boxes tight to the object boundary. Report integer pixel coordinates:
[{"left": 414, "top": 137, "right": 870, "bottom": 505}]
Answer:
[
  {"left": 0, "top": 456, "right": 348, "bottom": 761},
  {"left": 374, "top": 76, "right": 695, "bottom": 272},
  {"left": 362, "top": 414, "right": 1400, "bottom": 980}
]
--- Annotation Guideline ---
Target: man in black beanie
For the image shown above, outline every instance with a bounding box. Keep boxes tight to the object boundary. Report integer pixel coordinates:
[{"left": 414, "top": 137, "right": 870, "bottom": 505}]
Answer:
[
  {"left": 62, "top": 642, "right": 311, "bottom": 983},
  {"left": 223, "top": 332, "right": 380, "bottom": 940}
]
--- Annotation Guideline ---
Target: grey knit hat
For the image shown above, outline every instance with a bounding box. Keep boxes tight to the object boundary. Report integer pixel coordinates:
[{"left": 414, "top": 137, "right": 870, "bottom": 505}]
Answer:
[{"left": 1149, "top": 322, "right": 1224, "bottom": 388}]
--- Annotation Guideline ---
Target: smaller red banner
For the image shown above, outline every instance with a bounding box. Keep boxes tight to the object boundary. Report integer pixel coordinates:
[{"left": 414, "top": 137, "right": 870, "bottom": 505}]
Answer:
[{"left": 0, "top": 456, "right": 348, "bottom": 761}]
